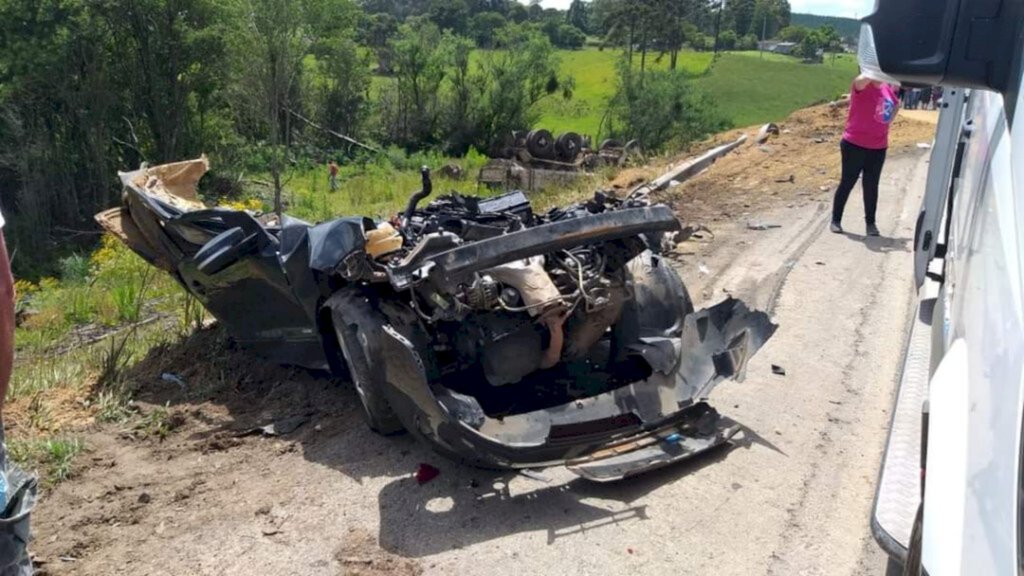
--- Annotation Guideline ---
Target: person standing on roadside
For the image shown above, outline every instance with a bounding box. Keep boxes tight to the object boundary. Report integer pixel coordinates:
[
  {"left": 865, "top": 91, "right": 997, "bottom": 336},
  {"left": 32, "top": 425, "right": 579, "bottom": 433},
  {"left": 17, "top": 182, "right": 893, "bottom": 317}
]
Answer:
[
  {"left": 328, "top": 160, "right": 339, "bottom": 193},
  {"left": 0, "top": 209, "right": 36, "bottom": 576},
  {"left": 830, "top": 72, "right": 899, "bottom": 237}
]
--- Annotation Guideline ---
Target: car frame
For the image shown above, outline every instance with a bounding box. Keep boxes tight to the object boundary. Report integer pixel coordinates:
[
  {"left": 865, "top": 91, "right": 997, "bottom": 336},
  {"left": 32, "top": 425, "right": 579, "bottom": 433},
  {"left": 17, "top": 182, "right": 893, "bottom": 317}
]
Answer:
[{"left": 98, "top": 158, "right": 776, "bottom": 481}]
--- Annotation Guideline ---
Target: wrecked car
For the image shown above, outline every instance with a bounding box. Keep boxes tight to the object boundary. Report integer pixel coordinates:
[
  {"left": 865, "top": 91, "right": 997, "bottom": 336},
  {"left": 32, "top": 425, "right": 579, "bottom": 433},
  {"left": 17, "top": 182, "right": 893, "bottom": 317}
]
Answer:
[{"left": 96, "top": 157, "right": 776, "bottom": 481}]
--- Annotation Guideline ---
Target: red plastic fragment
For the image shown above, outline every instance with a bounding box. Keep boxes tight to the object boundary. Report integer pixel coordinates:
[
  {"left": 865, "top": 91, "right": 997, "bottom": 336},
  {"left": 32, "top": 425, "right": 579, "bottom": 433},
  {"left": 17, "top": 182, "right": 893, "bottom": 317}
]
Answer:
[{"left": 415, "top": 463, "right": 440, "bottom": 485}]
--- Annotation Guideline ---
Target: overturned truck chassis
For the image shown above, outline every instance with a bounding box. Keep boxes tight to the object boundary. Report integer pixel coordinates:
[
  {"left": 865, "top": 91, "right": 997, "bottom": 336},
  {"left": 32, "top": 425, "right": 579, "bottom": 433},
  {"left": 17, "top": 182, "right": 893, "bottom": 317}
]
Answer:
[{"left": 98, "top": 158, "right": 776, "bottom": 481}]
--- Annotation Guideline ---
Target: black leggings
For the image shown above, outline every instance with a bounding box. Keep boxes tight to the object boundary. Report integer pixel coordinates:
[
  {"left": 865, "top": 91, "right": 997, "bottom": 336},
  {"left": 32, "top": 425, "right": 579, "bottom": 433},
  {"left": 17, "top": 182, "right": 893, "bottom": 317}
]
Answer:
[{"left": 832, "top": 139, "right": 887, "bottom": 225}]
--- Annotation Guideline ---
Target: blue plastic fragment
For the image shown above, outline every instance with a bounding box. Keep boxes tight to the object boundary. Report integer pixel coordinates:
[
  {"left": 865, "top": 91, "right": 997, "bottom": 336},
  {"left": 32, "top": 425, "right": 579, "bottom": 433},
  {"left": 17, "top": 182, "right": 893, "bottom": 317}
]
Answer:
[{"left": 664, "top": 433, "right": 682, "bottom": 444}]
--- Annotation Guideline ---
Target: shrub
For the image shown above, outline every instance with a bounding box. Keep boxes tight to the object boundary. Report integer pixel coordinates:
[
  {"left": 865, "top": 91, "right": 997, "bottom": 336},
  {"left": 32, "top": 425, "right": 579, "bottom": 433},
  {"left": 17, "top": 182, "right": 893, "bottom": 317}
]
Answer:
[{"left": 608, "top": 61, "right": 729, "bottom": 152}]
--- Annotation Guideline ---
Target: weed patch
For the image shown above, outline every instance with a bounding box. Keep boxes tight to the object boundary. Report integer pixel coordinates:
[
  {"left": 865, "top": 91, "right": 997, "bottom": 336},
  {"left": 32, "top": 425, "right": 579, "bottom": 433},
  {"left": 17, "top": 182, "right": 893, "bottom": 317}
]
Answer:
[{"left": 8, "top": 436, "right": 84, "bottom": 487}]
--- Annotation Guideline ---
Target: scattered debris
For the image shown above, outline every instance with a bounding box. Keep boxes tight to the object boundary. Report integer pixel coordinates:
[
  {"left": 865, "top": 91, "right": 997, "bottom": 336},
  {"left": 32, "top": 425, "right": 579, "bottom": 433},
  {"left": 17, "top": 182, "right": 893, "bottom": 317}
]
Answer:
[
  {"left": 820, "top": 185, "right": 831, "bottom": 191},
  {"left": 828, "top": 94, "right": 851, "bottom": 109},
  {"left": 239, "top": 414, "right": 310, "bottom": 437},
  {"left": 755, "top": 123, "right": 780, "bottom": 144},
  {"left": 631, "top": 134, "right": 748, "bottom": 196},
  {"left": 774, "top": 174, "right": 795, "bottom": 183},
  {"left": 812, "top": 137, "right": 826, "bottom": 144},
  {"left": 771, "top": 364, "right": 787, "bottom": 376},
  {"left": 747, "top": 222, "right": 782, "bottom": 231},
  {"left": 916, "top": 142, "right": 932, "bottom": 149},
  {"left": 437, "top": 164, "right": 464, "bottom": 180},
  {"left": 137, "top": 492, "right": 152, "bottom": 504},
  {"left": 698, "top": 263, "right": 711, "bottom": 275},
  {"left": 758, "top": 145, "right": 773, "bottom": 153},
  {"left": 520, "top": 469, "right": 551, "bottom": 483},
  {"left": 415, "top": 463, "right": 440, "bottom": 485},
  {"left": 160, "top": 372, "right": 185, "bottom": 387},
  {"left": 815, "top": 261, "right": 826, "bottom": 266}
]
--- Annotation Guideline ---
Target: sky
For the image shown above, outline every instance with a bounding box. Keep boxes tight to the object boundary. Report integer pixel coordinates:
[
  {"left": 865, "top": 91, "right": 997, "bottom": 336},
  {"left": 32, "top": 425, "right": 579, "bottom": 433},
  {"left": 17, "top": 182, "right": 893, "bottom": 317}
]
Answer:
[{"left": 525, "top": 0, "right": 876, "bottom": 19}]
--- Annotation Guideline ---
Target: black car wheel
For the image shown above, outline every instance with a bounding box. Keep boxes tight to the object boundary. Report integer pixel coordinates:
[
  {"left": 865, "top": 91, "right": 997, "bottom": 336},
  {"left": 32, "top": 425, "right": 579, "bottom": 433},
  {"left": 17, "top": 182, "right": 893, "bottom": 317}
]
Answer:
[{"left": 327, "top": 291, "right": 405, "bottom": 435}]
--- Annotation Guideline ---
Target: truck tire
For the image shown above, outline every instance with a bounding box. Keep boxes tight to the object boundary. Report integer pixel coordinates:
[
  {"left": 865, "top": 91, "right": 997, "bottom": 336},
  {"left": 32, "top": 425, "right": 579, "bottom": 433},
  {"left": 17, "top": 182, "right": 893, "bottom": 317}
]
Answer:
[
  {"left": 555, "top": 132, "right": 583, "bottom": 161},
  {"left": 526, "top": 129, "right": 554, "bottom": 159},
  {"left": 326, "top": 291, "right": 405, "bottom": 435}
]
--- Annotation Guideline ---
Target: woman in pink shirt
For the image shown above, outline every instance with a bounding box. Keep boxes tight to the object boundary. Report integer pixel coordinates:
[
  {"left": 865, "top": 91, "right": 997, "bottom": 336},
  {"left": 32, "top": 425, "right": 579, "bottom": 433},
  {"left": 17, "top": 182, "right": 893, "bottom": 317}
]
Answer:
[{"left": 830, "top": 73, "right": 899, "bottom": 236}]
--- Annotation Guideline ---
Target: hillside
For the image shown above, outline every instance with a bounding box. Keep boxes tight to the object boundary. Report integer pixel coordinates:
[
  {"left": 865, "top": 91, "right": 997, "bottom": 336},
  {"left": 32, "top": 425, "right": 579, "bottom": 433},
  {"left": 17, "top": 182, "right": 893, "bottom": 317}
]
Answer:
[
  {"left": 534, "top": 48, "right": 858, "bottom": 137},
  {"left": 791, "top": 13, "right": 861, "bottom": 40},
  {"left": 695, "top": 52, "right": 858, "bottom": 126}
]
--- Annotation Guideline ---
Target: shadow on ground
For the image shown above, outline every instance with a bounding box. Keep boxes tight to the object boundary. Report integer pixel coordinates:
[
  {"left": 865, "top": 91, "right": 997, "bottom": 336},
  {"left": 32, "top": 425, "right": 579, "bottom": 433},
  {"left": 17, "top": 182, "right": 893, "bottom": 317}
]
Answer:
[
  {"left": 122, "top": 324, "right": 763, "bottom": 560},
  {"left": 842, "top": 233, "right": 912, "bottom": 254}
]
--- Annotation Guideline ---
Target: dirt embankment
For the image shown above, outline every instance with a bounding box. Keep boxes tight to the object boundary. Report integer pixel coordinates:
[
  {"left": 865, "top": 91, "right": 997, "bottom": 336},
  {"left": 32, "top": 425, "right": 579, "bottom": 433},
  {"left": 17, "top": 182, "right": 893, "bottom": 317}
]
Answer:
[{"left": 610, "top": 103, "right": 937, "bottom": 225}]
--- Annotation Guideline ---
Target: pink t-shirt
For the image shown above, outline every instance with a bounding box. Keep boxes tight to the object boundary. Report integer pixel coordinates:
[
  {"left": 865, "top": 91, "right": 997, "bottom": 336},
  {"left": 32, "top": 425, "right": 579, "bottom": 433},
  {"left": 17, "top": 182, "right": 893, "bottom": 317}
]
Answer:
[{"left": 842, "top": 82, "right": 898, "bottom": 150}]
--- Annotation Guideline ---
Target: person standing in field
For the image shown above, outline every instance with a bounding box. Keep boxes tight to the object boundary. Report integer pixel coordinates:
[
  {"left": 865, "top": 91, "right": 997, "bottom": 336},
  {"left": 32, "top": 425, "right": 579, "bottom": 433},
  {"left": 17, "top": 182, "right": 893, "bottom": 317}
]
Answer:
[
  {"left": 328, "top": 160, "right": 339, "bottom": 193},
  {"left": 830, "top": 72, "right": 899, "bottom": 237}
]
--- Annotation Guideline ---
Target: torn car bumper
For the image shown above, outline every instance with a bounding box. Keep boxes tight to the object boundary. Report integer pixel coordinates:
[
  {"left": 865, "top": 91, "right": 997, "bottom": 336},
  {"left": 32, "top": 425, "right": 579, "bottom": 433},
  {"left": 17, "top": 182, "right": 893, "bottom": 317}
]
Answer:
[{"left": 378, "top": 297, "right": 775, "bottom": 480}]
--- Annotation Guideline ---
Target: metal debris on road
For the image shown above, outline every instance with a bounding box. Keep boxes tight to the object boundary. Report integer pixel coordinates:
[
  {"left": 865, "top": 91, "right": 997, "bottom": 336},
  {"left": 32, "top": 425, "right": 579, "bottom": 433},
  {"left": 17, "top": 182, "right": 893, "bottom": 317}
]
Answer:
[
  {"left": 771, "top": 364, "right": 787, "bottom": 376},
  {"left": 756, "top": 123, "right": 781, "bottom": 144},
  {"left": 747, "top": 222, "right": 782, "bottom": 231},
  {"left": 520, "top": 469, "right": 552, "bottom": 483},
  {"left": 239, "top": 414, "right": 310, "bottom": 437}
]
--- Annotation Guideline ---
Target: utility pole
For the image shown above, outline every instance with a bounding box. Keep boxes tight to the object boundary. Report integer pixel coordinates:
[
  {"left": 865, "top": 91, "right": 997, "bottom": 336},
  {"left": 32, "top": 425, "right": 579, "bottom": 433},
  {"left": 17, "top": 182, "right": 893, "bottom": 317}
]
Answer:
[
  {"left": 713, "top": 0, "right": 725, "bottom": 55},
  {"left": 760, "top": 12, "right": 768, "bottom": 59}
]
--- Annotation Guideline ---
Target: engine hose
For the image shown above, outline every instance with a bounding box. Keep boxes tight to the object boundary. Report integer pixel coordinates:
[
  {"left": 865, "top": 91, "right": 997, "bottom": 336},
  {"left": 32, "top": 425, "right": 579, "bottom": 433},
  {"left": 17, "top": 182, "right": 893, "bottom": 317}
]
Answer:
[{"left": 539, "top": 309, "right": 567, "bottom": 369}]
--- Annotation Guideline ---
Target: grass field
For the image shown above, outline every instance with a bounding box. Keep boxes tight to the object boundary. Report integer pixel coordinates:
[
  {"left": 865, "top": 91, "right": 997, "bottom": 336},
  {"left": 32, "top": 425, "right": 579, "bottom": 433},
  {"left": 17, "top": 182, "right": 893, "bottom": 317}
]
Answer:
[
  {"left": 694, "top": 52, "right": 858, "bottom": 126},
  {"left": 534, "top": 48, "right": 857, "bottom": 135},
  {"left": 534, "top": 48, "right": 714, "bottom": 136},
  {"left": 286, "top": 49, "right": 858, "bottom": 223},
  {"left": 369, "top": 47, "right": 855, "bottom": 141}
]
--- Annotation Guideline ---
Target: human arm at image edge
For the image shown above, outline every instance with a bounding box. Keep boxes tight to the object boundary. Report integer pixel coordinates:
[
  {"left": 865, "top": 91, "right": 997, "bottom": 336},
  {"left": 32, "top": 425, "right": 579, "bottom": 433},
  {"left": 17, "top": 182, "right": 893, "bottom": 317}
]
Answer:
[{"left": 0, "top": 233, "right": 14, "bottom": 414}]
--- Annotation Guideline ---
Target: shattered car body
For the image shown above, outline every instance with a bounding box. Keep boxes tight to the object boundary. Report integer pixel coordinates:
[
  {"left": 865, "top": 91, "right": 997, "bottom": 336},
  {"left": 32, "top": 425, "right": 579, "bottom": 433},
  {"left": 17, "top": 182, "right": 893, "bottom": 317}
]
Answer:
[{"left": 97, "top": 157, "right": 776, "bottom": 481}]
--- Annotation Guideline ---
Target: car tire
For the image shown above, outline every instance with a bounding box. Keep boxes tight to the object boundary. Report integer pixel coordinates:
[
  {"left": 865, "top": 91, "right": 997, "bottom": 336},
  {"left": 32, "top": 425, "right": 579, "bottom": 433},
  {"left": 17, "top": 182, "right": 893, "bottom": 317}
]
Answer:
[{"left": 327, "top": 292, "right": 405, "bottom": 435}]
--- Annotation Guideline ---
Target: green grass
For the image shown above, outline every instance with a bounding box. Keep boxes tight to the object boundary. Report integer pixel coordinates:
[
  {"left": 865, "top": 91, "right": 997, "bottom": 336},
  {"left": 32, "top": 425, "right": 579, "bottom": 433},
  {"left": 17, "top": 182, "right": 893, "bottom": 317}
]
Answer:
[
  {"left": 9, "top": 436, "right": 84, "bottom": 486},
  {"left": 534, "top": 47, "right": 714, "bottom": 137},
  {"left": 276, "top": 149, "right": 601, "bottom": 224},
  {"left": 694, "top": 52, "right": 858, "bottom": 126}
]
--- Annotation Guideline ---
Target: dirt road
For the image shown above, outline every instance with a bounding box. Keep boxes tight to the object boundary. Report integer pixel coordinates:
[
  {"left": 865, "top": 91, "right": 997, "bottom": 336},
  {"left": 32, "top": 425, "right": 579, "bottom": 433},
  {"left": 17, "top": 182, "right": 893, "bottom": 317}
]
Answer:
[{"left": 30, "top": 145, "right": 928, "bottom": 576}]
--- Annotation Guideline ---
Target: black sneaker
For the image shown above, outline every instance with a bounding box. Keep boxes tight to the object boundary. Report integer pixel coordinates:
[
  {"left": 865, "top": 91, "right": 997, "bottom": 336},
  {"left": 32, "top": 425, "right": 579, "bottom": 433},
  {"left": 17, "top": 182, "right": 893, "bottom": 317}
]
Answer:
[
  {"left": 829, "top": 221, "right": 843, "bottom": 233},
  {"left": 866, "top": 223, "right": 880, "bottom": 236}
]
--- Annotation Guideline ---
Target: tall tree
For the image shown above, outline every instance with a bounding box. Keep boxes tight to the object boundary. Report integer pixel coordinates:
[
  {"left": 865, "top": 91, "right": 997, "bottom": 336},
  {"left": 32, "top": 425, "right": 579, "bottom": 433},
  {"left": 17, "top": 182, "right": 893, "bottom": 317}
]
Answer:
[
  {"left": 102, "top": 0, "right": 229, "bottom": 163},
  {"left": 566, "top": 0, "right": 589, "bottom": 34},
  {"left": 428, "top": 0, "right": 469, "bottom": 34},
  {"left": 361, "top": 12, "right": 399, "bottom": 73},
  {"left": 231, "top": 0, "right": 356, "bottom": 217},
  {"left": 727, "top": 0, "right": 756, "bottom": 37}
]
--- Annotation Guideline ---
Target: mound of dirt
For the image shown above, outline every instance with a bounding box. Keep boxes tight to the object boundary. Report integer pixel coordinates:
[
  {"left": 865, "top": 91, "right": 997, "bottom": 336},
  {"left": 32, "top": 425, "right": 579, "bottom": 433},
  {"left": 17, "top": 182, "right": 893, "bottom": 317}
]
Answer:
[{"left": 607, "top": 102, "right": 937, "bottom": 225}]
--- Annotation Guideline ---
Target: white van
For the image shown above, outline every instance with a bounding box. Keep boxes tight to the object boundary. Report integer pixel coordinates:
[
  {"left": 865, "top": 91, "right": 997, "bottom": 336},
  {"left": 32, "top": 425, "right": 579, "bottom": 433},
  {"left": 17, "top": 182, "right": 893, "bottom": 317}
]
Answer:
[{"left": 862, "top": 0, "right": 1024, "bottom": 574}]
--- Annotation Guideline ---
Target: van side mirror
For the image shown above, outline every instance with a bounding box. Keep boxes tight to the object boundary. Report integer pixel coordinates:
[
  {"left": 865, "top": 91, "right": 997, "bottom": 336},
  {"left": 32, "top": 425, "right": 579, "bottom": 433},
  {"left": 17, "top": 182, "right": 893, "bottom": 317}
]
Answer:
[{"left": 862, "top": 0, "right": 1024, "bottom": 93}]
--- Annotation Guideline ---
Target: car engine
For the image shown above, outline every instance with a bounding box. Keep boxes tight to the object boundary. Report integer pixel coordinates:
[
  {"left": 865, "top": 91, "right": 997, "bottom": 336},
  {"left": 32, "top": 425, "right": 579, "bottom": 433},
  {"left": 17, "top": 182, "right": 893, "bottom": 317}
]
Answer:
[{"left": 355, "top": 173, "right": 680, "bottom": 397}]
